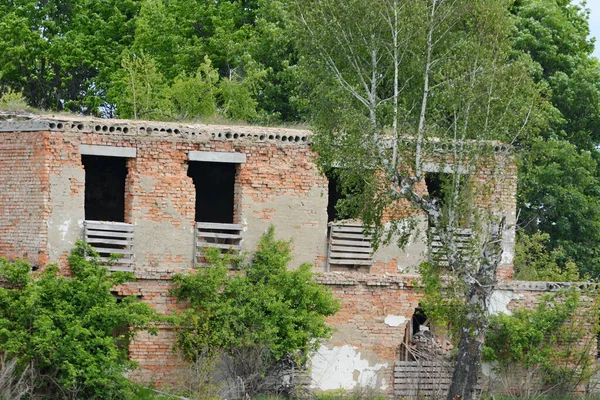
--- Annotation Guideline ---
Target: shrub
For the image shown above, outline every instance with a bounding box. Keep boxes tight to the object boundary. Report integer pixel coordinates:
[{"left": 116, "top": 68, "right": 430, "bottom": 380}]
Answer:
[
  {"left": 484, "top": 288, "right": 600, "bottom": 397},
  {"left": 171, "top": 226, "right": 339, "bottom": 397},
  {"left": 0, "top": 89, "right": 27, "bottom": 111},
  {"left": 0, "top": 242, "right": 159, "bottom": 399}
]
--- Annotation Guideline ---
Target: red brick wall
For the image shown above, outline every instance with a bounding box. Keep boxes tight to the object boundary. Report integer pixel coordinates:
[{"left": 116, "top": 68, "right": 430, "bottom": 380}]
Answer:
[
  {"left": 0, "top": 132, "right": 51, "bottom": 266},
  {"left": 316, "top": 273, "right": 423, "bottom": 392}
]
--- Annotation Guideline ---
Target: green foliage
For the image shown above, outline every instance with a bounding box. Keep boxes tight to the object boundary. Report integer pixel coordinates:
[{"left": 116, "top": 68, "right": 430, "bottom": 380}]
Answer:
[
  {"left": 512, "top": 0, "right": 600, "bottom": 277},
  {"left": 0, "top": 0, "right": 139, "bottom": 114},
  {"left": 518, "top": 138, "right": 600, "bottom": 277},
  {"left": 167, "top": 57, "right": 219, "bottom": 120},
  {"left": 484, "top": 288, "right": 600, "bottom": 395},
  {"left": 121, "top": 0, "right": 298, "bottom": 123},
  {"left": 514, "top": 232, "right": 581, "bottom": 282},
  {"left": 0, "top": 89, "right": 27, "bottom": 111},
  {"left": 110, "top": 51, "right": 171, "bottom": 120},
  {"left": 0, "top": 242, "right": 159, "bottom": 399},
  {"left": 171, "top": 227, "right": 339, "bottom": 364}
]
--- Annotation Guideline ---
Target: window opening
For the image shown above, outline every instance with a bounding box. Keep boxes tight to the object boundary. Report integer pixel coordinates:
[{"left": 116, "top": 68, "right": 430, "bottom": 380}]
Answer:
[
  {"left": 82, "top": 155, "right": 127, "bottom": 222},
  {"left": 188, "top": 161, "right": 240, "bottom": 265},
  {"left": 327, "top": 175, "right": 344, "bottom": 222},
  {"left": 326, "top": 171, "right": 363, "bottom": 222},
  {"left": 424, "top": 172, "right": 471, "bottom": 228},
  {"left": 187, "top": 161, "right": 236, "bottom": 223},
  {"left": 425, "top": 172, "right": 445, "bottom": 208},
  {"left": 82, "top": 155, "right": 134, "bottom": 271},
  {"left": 326, "top": 171, "right": 372, "bottom": 270},
  {"left": 412, "top": 307, "right": 429, "bottom": 336}
]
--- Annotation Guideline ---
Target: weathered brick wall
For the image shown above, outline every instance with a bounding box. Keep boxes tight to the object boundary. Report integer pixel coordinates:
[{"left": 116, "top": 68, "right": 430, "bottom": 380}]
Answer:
[
  {"left": 0, "top": 131, "right": 51, "bottom": 266},
  {"left": 0, "top": 116, "right": 520, "bottom": 393},
  {"left": 114, "top": 279, "right": 186, "bottom": 386},
  {"left": 312, "top": 273, "right": 423, "bottom": 393},
  {"left": 20, "top": 119, "right": 326, "bottom": 387},
  {"left": 36, "top": 125, "right": 325, "bottom": 275}
]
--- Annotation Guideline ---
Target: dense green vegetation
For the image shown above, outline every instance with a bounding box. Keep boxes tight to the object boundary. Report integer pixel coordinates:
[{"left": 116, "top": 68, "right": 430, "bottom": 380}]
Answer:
[
  {"left": 171, "top": 227, "right": 339, "bottom": 398},
  {"left": 0, "top": 243, "right": 159, "bottom": 399},
  {"left": 511, "top": 0, "right": 600, "bottom": 278},
  {"left": 485, "top": 288, "right": 600, "bottom": 397}
]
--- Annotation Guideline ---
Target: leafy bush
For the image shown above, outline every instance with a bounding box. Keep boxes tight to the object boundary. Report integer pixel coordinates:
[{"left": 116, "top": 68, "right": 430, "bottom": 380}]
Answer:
[
  {"left": 0, "top": 88, "right": 27, "bottom": 111},
  {"left": 171, "top": 226, "right": 339, "bottom": 396},
  {"left": 0, "top": 242, "right": 159, "bottom": 399},
  {"left": 484, "top": 288, "right": 600, "bottom": 396}
]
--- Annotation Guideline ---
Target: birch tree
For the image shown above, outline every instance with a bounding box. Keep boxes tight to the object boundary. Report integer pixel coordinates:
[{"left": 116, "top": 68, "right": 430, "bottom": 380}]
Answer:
[{"left": 294, "top": 0, "right": 545, "bottom": 398}]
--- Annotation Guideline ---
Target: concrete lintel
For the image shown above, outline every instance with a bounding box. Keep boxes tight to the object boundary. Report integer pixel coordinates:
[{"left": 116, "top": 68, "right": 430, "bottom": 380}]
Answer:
[
  {"left": 188, "top": 151, "right": 247, "bottom": 163},
  {"left": 422, "top": 162, "right": 473, "bottom": 175},
  {"left": 0, "top": 120, "right": 51, "bottom": 132},
  {"left": 79, "top": 144, "right": 136, "bottom": 158}
]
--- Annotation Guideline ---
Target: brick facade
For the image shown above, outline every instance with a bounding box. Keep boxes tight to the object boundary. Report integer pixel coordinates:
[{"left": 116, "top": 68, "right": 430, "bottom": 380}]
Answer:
[
  {"left": 0, "top": 114, "right": 520, "bottom": 394},
  {"left": 0, "top": 132, "right": 50, "bottom": 266}
]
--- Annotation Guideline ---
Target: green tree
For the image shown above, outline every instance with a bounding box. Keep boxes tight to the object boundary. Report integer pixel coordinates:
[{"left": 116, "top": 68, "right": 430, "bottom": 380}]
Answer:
[
  {"left": 0, "top": 0, "right": 139, "bottom": 114},
  {"left": 293, "top": 0, "right": 544, "bottom": 398},
  {"left": 0, "top": 243, "right": 158, "bottom": 399},
  {"left": 512, "top": 0, "right": 600, "bottom": 276},
  {"left": 129, "top": 0, "right": 300, "bottom": 122},
  {"left": 518, "top": 138, "right": 600, "bottom": 277},
  {"left": 513, "top": 231, "right": 580, "bottom": 281},
  {"left": 110, "top": 52, "right": 171, "bottom": 120},
  {"left": 167, "top": 57, "right": 220, "bottom": 120}
]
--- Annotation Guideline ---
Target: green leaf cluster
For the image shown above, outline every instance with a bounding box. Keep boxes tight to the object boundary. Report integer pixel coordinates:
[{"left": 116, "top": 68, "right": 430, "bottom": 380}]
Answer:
[
  {"left": 484, "top": 288, "right": 600, "bottom": 394},
  {"left": 171, "top": 227, "right": 339, "bottom": 364},
  {"left": 0, "top": 242, "right": 159, "bottom": 399},
  {"left": 106, "top": 0, "right": 298, "bottom": 123},
  {"left": 0, "top": 0, "right": 139, "bottom": 113},
  {"left": 109, "top": 51, "right": 267, "bottom": 122}
]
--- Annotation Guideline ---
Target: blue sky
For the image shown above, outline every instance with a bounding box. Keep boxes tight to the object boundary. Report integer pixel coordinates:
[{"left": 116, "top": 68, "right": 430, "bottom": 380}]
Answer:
[{"left": 584, "top": 0, "right": 600, "bottom": 58}]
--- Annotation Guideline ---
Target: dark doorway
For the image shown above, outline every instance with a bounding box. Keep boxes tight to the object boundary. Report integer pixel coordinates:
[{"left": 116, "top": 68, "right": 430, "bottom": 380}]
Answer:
[
  {"left": 188, "top": 162, "right": 236, "bottom": 223},
  {"left": 82, "top": 155, "right": 127, "bottom": 222},
  {"left": 412, "top": 307, "right": 429, "bottom": 335}
]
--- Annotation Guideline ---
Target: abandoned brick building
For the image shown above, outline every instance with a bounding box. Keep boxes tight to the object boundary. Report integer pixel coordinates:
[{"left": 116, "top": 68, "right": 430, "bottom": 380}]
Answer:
[{"left": 0, "top": 113, "right": 554, "bottom": 396}]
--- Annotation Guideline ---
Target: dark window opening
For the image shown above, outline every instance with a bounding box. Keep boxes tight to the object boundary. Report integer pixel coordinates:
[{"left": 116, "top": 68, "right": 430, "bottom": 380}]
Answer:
[
  {"left": 425, "top": 173, "right": 445, "bottom": 206},
  {"left": 327, "top": 172, "right": 363, "bottom": 222},
  {"left": 412, "top": 307, "right": 429, "bottom": 336},
  {"left": 188, "top": 162, "right": 236, "bottom": 223},
  {"left": 425, "top": 171, "right": 471, "bottom": 228},
  {"left": 327, "top": 175, "right": 344, "bottom": 222},
  {"left": 597, "top": 330, "right": 600, "bottom": 359},
  {"left": 82, "top": 155, "right": 127, "bottom": 222}
]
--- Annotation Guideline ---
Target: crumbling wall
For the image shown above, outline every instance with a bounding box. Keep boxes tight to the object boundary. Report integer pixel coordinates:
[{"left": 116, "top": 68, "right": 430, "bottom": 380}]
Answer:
[{"left": 312, "top": 273, "right": 422, "bottom": 393}]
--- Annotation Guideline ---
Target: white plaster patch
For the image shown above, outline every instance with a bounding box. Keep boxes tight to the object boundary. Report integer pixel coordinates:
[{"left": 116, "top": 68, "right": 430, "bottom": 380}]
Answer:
[
  {"left": 58, "top": 219, "right": 71, "bottom": 241},
  {"left": 501, "top": 228, "right": 516, "bottom": 265},
  {"left": 310, "top": 344, "right": 388, "bottom": 391},
  {"left": 488, "top": 290, "right": 523, "bottom": 315},
  {"left": 384, "top": 315, "right": 406, "bottom": 327}
]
